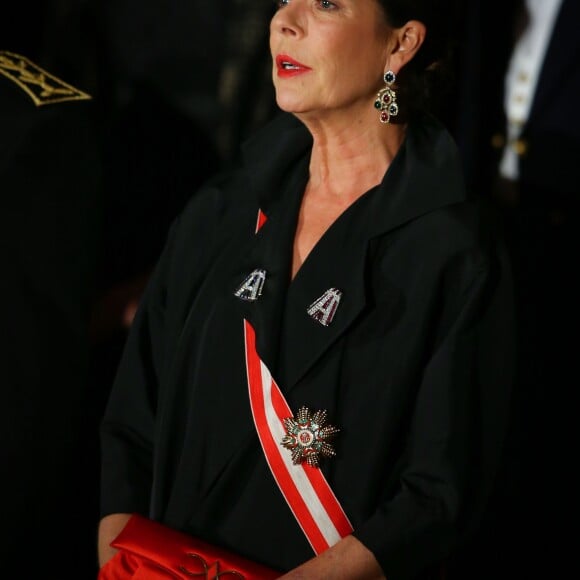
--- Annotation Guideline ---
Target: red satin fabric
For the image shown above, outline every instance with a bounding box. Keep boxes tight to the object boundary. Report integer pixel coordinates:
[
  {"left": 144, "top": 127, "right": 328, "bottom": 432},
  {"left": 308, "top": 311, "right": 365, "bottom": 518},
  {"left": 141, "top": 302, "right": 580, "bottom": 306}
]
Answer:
[{"left": 98, "top": 514, "right": 280, "bottom": 579}]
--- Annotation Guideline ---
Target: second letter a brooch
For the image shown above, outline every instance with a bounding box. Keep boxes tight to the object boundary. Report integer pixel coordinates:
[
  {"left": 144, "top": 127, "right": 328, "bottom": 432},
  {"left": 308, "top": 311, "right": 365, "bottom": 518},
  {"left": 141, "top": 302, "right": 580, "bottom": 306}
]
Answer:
[
  {"left": 307, "top": 288, "right": 342, "bottom": 327},
  {"left": 281, "top": 406, "right": 340, "bottom": 467}
]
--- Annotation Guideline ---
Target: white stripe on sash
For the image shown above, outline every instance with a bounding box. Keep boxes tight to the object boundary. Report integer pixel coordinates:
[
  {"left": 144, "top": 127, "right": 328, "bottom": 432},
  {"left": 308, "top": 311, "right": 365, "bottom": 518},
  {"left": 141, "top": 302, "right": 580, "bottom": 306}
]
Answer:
[{"left": 244, "top": 319, "right": 353, "bottom": 554}]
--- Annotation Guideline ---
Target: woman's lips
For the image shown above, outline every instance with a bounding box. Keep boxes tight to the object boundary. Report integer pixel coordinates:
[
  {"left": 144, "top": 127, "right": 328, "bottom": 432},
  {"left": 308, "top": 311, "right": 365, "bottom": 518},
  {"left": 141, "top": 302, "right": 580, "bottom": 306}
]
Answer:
[{"left": 276, "top": 54, "right": 312, "bottom": 78}]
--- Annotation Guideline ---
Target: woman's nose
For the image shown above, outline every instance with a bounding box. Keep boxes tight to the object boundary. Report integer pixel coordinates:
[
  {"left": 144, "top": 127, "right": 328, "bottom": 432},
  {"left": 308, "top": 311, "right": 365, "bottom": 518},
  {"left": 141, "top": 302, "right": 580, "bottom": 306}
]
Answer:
[{"left": 271, "top": 1, "right": 305, "bottom": 38}]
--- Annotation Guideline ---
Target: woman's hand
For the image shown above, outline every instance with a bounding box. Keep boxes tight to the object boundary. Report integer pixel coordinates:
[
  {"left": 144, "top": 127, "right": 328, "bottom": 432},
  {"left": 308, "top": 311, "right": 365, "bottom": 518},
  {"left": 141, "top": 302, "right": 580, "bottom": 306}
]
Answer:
[
  {"left": 277, "top": 535, "right": 385, "bottom": 580},
  {"left": 98, "top": 513, "right": 133, "bottom": 567}
]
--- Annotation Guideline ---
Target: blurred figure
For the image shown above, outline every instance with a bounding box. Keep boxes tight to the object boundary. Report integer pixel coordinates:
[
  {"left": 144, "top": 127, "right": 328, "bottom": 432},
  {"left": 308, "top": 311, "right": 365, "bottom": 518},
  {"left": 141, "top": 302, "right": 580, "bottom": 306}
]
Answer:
[
  {"left": 0, "top": 51, "right": 101, "bottom": 577},
  {"left": 101, "top": 0, "right": 276, "bottom": 162},
  {"left": 451, "top": 0, "right": 580, "bottom": 576},
  {"left": 89, "top": 0, "right": 279, "bottom": 397}
]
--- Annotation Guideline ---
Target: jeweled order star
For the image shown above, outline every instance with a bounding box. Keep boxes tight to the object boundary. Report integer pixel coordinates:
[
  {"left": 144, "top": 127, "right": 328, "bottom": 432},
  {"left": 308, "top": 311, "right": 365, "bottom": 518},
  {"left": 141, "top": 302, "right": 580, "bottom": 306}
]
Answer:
[{"left": 281, "top": 406, "right": 340, "bottom": 467}]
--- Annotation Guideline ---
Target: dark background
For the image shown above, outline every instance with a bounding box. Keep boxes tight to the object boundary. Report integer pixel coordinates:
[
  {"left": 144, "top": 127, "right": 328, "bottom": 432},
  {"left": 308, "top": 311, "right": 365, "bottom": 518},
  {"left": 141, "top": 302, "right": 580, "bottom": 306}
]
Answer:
[{"left": 1, "top": 0, "right": 577, "bottom": 577}]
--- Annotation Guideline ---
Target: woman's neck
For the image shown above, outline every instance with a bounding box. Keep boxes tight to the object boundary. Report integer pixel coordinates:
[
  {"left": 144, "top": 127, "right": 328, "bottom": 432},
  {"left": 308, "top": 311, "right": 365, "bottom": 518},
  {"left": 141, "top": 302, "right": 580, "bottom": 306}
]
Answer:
[{"left": 299, "top": 109, "right": 407, "bottom": 200}]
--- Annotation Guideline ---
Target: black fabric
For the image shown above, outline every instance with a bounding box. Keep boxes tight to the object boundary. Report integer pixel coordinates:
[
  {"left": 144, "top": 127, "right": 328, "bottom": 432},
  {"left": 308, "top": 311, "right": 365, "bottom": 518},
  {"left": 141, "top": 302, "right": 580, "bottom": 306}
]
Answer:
[
  {"left": 101, "top": 113, "right": 514, "bottom": 579},
  {"left": 452, "top": 2, "right": 580, "bottom": 574},
  {"left": 0, "top": 71, "right": 101, "bottom": 576}
]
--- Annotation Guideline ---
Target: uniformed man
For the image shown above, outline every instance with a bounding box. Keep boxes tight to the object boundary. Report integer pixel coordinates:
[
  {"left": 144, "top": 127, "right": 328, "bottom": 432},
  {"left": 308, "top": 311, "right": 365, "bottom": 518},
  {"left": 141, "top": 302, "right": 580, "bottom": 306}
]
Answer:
[
  {"left": 451, "top": 1, "right": 580, "bottom": 576},
  {"left": 0, "top": 51, "right": 101, "bottom": 577}
]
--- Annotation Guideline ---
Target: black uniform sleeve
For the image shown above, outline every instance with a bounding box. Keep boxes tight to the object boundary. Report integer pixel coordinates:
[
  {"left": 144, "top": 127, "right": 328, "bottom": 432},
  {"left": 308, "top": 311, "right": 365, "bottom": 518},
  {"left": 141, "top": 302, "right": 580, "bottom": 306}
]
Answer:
[
  {"left": 99, "top": 219, "right": 180, "bottom": 518},
  {"left": 354, "top": 242, "right": 515, "bottom": 580}
]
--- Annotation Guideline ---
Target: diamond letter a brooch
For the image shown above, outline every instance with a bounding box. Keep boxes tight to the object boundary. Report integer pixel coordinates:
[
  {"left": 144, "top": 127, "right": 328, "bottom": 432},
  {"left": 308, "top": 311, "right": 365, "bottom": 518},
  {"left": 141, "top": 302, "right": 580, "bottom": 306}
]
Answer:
[
  {"left": 281, "top": 406, "right": 340, "bottom": 467},
  {"left": 307, "top": 288, "right": 342, "bottom": 327},
  {"left": 234, "top": 269, "right": 267, "bottom": 302}
]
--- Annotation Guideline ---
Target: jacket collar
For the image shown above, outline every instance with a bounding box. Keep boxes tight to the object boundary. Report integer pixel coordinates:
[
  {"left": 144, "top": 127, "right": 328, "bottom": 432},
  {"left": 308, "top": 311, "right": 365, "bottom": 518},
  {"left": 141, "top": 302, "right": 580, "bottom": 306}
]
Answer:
[
  {"left": 241, "top": 112, "right": 466, "bottom": 234},
  {"left": 235, "top": 112, "right": 467, "bottom": 390},
  {"left": 241, "top": 113, "right": 312, "bottom": 215}
]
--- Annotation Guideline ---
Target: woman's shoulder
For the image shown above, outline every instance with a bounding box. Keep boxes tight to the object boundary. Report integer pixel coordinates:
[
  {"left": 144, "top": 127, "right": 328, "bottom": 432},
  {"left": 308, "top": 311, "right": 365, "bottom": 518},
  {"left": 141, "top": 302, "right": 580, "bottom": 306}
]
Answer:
[
  {"left": 417, "top": 197, "right": 501, "bottom": 248},
  {"left": 375, "top": 197, "right": 508, "bottom": 288},
  {"left": 173, "top": 113, "right": 311, "bottom": 243},
  {"left": 167, "top": 163, "right": 256, "bottom": 261},
  {"left": 431, "top": 198, "right": 504, "bottom": 260}
]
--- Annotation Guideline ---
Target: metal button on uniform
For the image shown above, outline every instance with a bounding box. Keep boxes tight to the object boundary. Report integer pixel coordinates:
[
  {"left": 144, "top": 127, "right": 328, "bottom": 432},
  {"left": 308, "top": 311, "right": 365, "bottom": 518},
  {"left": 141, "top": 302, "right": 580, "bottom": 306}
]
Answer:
[
  {"left": 517, "top": 71, "right": 529, "bottom": 83},
  {"left": 513, "top": 139, "right": 528, "bottom": 156}
]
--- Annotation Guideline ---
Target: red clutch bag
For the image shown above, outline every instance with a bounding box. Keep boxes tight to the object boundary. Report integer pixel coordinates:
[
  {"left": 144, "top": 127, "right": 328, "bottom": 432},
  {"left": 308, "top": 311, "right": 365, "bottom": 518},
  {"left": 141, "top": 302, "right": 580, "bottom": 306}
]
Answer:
[{"left": 98, "top": 513, "right": 280, "bottom": 579}]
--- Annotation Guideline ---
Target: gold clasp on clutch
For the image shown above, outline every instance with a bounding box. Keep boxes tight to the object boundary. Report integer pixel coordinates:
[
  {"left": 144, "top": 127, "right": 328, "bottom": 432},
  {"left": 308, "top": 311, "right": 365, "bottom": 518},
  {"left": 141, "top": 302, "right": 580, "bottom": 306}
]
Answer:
[{"left": 178, "top": 552, "right": 245, "bottom": 579}]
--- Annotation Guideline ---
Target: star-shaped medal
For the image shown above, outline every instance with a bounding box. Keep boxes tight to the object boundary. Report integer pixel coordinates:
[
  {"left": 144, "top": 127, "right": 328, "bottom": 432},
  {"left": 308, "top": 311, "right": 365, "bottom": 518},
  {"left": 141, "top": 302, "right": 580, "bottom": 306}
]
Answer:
[{"left": 281, "top": 406, "right": 340, "bottom": 467}]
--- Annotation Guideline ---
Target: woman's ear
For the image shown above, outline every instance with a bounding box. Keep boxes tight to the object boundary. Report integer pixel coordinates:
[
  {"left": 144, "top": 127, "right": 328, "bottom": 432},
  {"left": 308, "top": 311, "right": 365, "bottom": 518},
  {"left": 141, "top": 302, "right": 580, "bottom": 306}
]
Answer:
[{"left": 386, "top": 20, "right": 427, "bottom": 73}]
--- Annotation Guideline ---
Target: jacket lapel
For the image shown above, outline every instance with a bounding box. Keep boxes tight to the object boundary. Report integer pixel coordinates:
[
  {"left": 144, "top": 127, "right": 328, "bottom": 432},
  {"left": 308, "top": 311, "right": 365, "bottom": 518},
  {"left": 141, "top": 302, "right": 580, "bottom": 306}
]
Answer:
[
  {"left": 230, "top": 114, "right": 312, "bottom": 372},
  {"left": 190, "top": 114, "right": 466, "bottom": 500},
  {"left": 234, "top": 157, "right": 309, "bottom": 372},
  {"left": 279, "top": 116, "right": 467, "bottom": 391}
]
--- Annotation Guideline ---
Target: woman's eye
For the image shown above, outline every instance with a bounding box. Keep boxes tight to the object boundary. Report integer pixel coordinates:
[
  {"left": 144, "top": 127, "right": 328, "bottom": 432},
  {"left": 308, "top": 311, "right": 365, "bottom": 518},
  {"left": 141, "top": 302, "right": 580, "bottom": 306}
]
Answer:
[{"left": 274, "top": 0, "right": 338, "bottom": 10}]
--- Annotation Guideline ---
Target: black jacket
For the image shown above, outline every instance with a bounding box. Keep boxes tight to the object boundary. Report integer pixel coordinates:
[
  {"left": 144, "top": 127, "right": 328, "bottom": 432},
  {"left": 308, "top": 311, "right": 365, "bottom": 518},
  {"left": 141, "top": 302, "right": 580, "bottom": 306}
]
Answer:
[
  {"left": 101, "top": 113, "right": 514, "bottom": 580},
  {"left": 0, "top": 51, "right": 100, "bottom": 575}
]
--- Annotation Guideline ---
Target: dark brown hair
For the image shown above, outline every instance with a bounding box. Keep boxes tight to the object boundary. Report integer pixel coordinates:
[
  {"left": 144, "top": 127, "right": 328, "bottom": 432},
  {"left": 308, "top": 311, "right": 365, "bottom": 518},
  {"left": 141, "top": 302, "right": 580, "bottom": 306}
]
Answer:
[{"left": 376, "top": 0, "right": 459, "bottom": 117}]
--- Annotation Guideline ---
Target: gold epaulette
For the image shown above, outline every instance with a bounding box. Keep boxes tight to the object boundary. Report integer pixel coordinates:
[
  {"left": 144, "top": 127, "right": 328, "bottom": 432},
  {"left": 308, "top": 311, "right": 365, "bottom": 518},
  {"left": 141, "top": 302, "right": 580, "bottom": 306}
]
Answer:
[{"left": 0, "top": 50, "right": 91, "bottom": 106}]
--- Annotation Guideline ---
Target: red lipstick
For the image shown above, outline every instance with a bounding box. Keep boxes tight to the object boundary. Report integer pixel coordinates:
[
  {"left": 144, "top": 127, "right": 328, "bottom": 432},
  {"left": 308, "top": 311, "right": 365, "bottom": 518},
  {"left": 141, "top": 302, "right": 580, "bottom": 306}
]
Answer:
[{"left": 276, "top": 54, "right": 312, "bottom": 78}]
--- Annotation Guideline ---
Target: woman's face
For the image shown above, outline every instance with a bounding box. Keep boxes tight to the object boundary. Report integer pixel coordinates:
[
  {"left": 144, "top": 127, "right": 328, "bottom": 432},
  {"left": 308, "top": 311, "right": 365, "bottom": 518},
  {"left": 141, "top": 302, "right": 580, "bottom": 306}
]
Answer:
[{"left": 270, "top": 0, "right": 392, "bottom": 120}]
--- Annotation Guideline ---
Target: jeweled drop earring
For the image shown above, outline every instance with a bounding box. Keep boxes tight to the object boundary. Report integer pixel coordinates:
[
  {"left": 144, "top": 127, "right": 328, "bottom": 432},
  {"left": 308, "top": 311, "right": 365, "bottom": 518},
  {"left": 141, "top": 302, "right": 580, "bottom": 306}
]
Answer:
[{"left": 374, "top": 70, "right": 399, "bottom": 124}]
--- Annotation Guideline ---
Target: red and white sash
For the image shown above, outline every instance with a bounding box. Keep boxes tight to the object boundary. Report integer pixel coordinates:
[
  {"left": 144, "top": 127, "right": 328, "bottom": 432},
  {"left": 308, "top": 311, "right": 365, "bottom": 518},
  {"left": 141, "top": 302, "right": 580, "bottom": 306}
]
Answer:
[
  {"left": 243, "top": 320, "right": 353, "bottom": 554},
  {"left": 244, "top": 208, "right": 352, "bottom": 552}
]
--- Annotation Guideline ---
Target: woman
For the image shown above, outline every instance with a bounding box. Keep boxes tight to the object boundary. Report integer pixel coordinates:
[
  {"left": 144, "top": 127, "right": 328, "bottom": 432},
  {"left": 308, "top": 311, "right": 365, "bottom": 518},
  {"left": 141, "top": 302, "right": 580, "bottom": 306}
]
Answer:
[{"left": 98, "top": 1, "right": 514, "bottom": 578}]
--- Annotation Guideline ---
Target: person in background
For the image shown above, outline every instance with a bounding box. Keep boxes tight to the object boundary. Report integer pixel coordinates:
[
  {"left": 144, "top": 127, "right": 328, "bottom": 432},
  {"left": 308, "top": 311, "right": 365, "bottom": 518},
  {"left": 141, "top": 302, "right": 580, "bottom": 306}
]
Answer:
[
  {"left": 97, "top": 1, "right": 515, "bottom": 578},
  {"left": 0, "top": 2, "right": 277, "bottom": 575},
  {"left": 0, "top": 50, "right": 101, "bottom": 578},
  {"left": 89, "top": 0, "right": 280, "bottom": 400},
  {"left": 452, "top": 0, "right": 579, "bottom": 575}
]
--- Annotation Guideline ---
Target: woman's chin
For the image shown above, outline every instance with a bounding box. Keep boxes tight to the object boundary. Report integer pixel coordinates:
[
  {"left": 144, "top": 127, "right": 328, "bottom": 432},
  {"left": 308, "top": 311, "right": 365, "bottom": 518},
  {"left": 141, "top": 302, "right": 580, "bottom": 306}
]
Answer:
[
  {"left": 274, "top": 93, "right": 314, "bottom": 115},
  {"left": 276, "top": 103, "right": 304, "bottom": 115}
]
